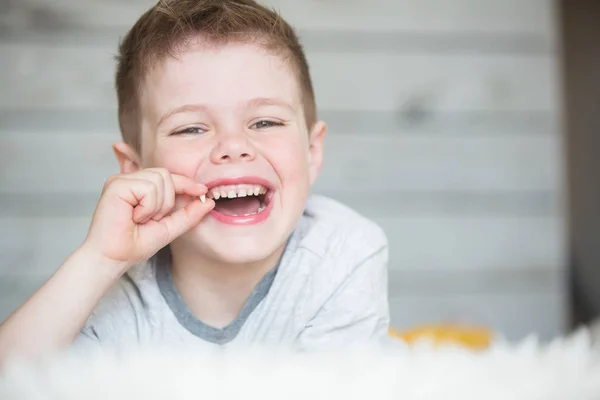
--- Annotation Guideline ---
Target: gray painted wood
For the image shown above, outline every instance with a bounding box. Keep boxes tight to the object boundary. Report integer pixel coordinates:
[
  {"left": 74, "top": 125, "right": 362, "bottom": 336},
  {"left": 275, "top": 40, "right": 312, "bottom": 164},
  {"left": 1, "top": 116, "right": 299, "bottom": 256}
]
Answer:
[
  {"left": 0, "top": 0, "right": 567, "bottom": 340},
  {"left": 0, "top": 43, "right": 558, "bottom": 112},
  {"left": 0, "top": 0, "right": 555, "bottom": 37},
  {"left": 0, "top": 215, "right": 564, "bottom": 274},
  {"left": 0, "top": 109, "right": 557, "bottom": 136},
  {"left": 0, "top": 270, "right": 565, "bottom": 340},
  {"left": 0, "top": 132, "right": 563, "bottom": 193},
  {"left": 0, "top": 191, "right": 559, "bottom": 218},
  {"left": 389, "top": 291, "right": 564, "bottom": 341}
]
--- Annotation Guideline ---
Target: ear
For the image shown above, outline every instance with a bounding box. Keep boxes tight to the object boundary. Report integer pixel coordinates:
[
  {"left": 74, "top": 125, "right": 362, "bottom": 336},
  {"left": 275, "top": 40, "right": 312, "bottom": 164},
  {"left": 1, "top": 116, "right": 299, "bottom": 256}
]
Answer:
[
  {"left": 112, "top": 141, "right": 141, "bottom": 174},
  {"left": 308, "top": 120, "right": 326, "bottom": 186}
]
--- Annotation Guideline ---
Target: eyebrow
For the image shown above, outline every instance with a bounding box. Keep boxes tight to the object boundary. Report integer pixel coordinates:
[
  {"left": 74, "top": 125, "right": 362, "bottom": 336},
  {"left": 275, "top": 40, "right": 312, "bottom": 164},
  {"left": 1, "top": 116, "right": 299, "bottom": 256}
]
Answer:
[
  {"left": 157, "top": 97, "right": 296, "bottom": 128},
  {"left": 157, "top": 104, "right": 210, "bottom": 128},
  {"left": 246, "top": 97, "right": 296, "bottom": 112}
]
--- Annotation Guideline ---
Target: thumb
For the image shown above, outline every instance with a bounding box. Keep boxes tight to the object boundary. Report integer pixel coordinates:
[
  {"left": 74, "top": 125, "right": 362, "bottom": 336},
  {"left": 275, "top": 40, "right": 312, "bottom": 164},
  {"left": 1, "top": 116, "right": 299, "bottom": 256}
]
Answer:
[{"left": 159, "top": 198, "right": 215, "bottom": 243}]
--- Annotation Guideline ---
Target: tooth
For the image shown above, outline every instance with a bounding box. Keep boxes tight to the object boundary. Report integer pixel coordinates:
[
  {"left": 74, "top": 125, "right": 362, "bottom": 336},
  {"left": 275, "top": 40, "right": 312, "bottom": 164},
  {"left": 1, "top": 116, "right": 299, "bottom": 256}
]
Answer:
[
  {"left": 260, "top": 187, "right": 267, "bottom": 194},
  {"left": 212, "top": 190, "right": 220, "bottom": 200},
  {"left": 253, "top": 187, "right": 260, "bottom": 196},
  {"left": 221, "top": 191, "right": 227, "bottom": 198},
  {"left": 228, "top": 190, "right": 236, "bottom": 198},
  {"left": 258, "top": 205, "right": 266, "bottom": 212},
  {"left": 200, "top": 195, "right": 206, "bottom": 203},
  {"left": 238, "top": 188, "right": 247, "bottom": 197}
]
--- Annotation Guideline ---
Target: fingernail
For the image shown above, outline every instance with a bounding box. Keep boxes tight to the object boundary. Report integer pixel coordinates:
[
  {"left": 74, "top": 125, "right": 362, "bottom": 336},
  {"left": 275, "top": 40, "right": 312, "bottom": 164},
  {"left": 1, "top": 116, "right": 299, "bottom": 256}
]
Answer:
[{"left": 200, "top": 195, "right": 206, "bottom": 203}]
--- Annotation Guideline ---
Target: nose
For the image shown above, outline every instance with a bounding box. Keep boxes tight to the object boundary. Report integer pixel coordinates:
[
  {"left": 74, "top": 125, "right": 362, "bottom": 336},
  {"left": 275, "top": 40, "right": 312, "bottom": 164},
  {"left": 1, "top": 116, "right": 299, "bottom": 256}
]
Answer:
[{"left": 210, "top": 131, "right": 256, "bottom": 164}]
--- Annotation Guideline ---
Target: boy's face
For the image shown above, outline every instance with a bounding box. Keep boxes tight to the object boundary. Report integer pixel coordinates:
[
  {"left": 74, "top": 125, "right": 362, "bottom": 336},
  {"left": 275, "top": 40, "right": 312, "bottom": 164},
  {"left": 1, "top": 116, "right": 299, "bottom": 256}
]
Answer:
[{"left": 116, "top": 41, "right": 326, "bottom": 265}]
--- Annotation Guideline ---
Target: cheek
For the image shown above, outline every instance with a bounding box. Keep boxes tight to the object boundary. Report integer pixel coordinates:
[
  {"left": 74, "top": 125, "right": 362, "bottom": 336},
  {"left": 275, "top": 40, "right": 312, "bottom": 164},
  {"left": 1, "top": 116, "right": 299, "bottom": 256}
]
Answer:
[
  {"left": 262, "top": 135, "right": 310, "bottom": 185},
  {"left": 150, "top": 141, "right": 207, "bottom": 178},
  {"left": 147, "top": 142, "right": 209, "bottom": 212}
]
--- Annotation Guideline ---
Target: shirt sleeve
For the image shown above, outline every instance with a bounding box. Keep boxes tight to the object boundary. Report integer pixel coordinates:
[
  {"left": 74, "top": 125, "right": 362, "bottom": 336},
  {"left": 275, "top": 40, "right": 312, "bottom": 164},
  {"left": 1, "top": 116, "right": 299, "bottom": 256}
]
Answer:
[
  {"left": 295, "top": 245, "right": 391, "bottom": 351},
  {"left": 66, "top": 274, "right": 142, "bottom": 355}
]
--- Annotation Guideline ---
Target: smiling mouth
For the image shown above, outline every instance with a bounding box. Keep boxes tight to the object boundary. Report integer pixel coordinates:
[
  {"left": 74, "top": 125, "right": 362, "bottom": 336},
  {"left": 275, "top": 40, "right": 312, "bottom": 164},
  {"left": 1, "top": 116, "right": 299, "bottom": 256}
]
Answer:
[{"left": 207, "top": 184, "right": 271, "bottom": 217}]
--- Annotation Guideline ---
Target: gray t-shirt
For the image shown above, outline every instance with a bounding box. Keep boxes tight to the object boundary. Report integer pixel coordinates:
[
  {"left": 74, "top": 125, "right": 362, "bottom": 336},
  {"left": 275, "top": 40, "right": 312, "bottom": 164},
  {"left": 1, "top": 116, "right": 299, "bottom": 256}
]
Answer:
[{"left": 72, "top": 195, "right": 390, "bottom": 353}]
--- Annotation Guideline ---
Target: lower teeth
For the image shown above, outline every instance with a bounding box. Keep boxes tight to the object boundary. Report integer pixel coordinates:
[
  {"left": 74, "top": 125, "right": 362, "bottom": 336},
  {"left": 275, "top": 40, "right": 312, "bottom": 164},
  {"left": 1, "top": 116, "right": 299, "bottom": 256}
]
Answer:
[{"left": 242, "top": 205, "right": 266, "bottom": 217}]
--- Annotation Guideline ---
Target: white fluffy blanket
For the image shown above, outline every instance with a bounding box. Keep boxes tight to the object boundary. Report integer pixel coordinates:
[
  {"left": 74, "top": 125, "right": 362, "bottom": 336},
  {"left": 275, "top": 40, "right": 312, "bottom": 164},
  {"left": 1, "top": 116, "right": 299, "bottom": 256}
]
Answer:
[{"left": 2, "top": 329, "right": 600, "bottom": 400}]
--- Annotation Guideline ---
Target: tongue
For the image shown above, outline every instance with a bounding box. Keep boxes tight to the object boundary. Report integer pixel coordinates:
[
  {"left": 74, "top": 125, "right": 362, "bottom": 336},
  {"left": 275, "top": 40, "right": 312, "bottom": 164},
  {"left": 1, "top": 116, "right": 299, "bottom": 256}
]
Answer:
[{"left": 213, "top": 197, "right": 262, "bottom": 216}]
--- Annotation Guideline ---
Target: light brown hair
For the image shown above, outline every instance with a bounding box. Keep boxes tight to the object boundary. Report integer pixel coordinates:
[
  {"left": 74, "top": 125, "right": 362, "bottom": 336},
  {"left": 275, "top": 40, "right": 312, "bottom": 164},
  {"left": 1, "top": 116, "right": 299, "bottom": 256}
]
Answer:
[{"left": 115, "top": 0, "right": 317, "bottom": 152}]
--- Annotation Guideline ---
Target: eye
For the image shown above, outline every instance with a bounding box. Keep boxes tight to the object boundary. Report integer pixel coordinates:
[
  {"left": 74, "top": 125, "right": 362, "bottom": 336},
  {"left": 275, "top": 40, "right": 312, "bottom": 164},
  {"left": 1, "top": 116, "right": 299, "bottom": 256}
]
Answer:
[
  {"left": 251, "top": 120, "right": 285, "bottom": 130},
  {"left": 172, "top": 126, "right": 207, "bottom": 135}
]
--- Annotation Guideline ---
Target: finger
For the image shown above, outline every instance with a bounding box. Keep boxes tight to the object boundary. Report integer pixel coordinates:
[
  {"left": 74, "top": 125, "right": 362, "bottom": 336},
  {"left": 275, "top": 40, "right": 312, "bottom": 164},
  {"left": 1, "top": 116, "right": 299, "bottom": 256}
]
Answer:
[
  {"left": 123, "top": 170, "right": 166, "bottom": 218},
  {"left": 171, "top": 174, "right": 208, "bottom": 199},
  {"left": 158, "top": 198, "right": 215, "bottom": 243},
  {"left": 143, "top": 169, "right": 175, "bottom": 221},
  {"left": 120, "top": 179, "right": 160, "bottom": 224},
  {"left": 159, "top": 171, "right": 175, "bottom": 220},
  {"left": 102, "top": 177, "right": 159, "bottom": 224}
]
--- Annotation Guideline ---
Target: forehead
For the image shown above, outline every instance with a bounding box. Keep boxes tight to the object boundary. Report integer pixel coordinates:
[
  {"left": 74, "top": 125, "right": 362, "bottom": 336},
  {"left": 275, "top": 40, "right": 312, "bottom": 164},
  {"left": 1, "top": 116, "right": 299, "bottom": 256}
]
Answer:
[{"left": 139, "top": 41, "right": 302, "bottom": 118}]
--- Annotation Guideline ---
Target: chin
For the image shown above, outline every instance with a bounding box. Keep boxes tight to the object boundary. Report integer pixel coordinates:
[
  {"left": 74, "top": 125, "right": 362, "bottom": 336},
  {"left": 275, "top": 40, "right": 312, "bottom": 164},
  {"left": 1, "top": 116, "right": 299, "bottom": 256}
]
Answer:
[
  {"left": 179, "top": 228, "right": 287, "bottom": 266},
  {"left": 209, "top": 242, "right": 278, "bottom": 265}
]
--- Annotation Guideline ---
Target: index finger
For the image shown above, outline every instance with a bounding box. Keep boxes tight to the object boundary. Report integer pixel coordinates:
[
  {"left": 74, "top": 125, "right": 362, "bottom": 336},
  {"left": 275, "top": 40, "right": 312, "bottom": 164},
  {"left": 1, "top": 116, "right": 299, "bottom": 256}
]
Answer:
[{"left": 170, "top": 174, "right": 207, "bottom": 197}]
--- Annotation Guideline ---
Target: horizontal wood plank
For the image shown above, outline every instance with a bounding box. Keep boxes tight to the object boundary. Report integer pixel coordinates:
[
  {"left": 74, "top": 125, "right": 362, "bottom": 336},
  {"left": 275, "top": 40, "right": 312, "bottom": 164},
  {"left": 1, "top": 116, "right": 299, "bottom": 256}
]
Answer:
[
  {"left": 0, "top": 214, "right": 565, "bottom": 274},
  {"left": 0, "top": 270, "right": 565, "bottom": 340},
  {"left": 0, "top": 132, "right": 563, "bottom": 193},
  {"left": 0, "top": 109, "right": 557, "bottom": 136},
  {"left": 0, "top": 0, "right": 555, "bottom": 36},
  {"left": 0, "top": 43, "right": 558, "bottom": 112},
  {"left": 389, "top": 291, "right": 565, "bottom": 341},
  {"left": 0, "top": 190, "right": 559, "bottom": 218},
  {"left": 374, "top": 215, "right": 565, "bottom": 271}
]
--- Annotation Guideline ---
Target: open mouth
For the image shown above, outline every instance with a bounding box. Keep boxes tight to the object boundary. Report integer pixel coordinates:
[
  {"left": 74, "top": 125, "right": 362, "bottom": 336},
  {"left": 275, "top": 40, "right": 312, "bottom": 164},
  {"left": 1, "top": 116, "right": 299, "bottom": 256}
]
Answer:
[{"left": 207, "top": 184, "right": 271, "bottom": 217}]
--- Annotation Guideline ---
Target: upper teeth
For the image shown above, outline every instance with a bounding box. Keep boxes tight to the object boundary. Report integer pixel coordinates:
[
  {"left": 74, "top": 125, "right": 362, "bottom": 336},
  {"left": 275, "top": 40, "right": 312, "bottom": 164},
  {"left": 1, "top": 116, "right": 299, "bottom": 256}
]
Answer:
[{"left": 207, "top": 184, "right": 268, "bottom": 200}]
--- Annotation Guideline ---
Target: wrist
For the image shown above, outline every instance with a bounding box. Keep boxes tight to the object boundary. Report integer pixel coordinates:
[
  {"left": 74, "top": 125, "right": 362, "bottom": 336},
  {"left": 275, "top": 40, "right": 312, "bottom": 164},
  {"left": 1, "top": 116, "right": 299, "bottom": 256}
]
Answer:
[{"left": 67, "top": 244, "right": 130, "bottom": 284}]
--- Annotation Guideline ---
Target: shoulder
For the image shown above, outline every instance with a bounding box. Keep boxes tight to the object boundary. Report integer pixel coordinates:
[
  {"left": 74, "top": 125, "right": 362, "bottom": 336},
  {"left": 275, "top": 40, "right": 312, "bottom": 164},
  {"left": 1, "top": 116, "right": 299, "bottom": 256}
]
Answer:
[
  {"left": 298, "top": 194, "right": 388, "bottom": 263},
  {"left": 287, "top": 194, "right": 389, "bottom": 301},
  {"left": 96, "top": 263, "right": 152, "bottom": 311},
  {"left": 283, "top": 195, "right": 389, "bottom": 323}
]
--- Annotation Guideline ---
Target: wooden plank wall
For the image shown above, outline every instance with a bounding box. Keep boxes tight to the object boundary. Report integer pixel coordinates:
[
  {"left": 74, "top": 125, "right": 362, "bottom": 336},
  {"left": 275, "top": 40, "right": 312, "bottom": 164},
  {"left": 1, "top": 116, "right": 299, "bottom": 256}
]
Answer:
[{"left": 0, "top": 0, "right": 567, "bottom": 341}]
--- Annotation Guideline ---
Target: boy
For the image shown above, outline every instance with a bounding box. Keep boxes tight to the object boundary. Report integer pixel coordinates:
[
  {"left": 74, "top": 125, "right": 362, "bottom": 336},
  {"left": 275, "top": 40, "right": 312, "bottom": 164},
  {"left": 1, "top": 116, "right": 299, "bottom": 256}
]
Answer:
[{"left": 0, "top": 0, "right": 389, "bottom": 362}]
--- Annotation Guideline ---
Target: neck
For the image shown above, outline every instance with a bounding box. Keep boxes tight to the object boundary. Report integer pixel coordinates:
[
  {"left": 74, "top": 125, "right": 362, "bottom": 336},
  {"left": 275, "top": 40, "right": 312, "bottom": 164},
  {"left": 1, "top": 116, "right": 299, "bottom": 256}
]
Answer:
[{"left": 167, "top": 241, "right": 285, "bottom": 328}]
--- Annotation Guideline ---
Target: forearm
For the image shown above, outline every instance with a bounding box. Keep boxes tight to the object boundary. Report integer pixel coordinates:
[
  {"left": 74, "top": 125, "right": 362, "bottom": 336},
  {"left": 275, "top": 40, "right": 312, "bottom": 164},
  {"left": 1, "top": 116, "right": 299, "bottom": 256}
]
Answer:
[{"left": 0, "top": 246, "right": 124, "bottom": 364}]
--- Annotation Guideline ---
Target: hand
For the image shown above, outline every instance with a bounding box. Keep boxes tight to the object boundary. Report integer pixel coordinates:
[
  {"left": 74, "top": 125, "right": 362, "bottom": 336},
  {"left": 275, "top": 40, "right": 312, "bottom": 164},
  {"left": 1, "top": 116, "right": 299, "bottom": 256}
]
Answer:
[{"left": 82, "top": 168, "right": 214, "bottom": 271}]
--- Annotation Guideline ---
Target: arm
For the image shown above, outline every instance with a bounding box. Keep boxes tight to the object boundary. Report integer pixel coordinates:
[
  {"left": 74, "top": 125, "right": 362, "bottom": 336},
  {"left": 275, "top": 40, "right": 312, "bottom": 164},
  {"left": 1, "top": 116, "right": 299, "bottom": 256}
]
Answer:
[
  {"left": 295, "top": 246, "right": 391, "bottom": 350},
  {"left": 0, "top": 247, "right": 122, "bottom": 364},
  {"left": 0, "top": 169, "right": 213, "bottom": 367}
]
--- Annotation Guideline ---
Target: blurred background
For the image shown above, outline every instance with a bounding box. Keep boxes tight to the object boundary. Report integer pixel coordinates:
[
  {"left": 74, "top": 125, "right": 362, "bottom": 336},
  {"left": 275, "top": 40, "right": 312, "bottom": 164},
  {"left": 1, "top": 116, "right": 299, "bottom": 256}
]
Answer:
[{"left": 0, "top": 0, "right": 598, "bottom": 343}]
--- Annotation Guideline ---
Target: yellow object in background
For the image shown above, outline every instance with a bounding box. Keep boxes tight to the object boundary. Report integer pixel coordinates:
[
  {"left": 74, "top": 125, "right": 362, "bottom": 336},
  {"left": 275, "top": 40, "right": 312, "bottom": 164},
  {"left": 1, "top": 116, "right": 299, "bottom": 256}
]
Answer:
[{"left": 389, "top": 324, "right": 493, "bottom": 350}]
